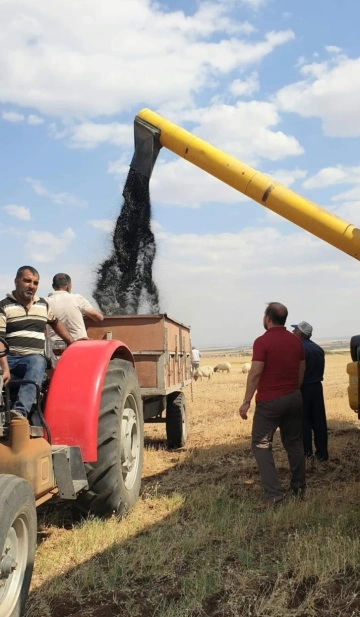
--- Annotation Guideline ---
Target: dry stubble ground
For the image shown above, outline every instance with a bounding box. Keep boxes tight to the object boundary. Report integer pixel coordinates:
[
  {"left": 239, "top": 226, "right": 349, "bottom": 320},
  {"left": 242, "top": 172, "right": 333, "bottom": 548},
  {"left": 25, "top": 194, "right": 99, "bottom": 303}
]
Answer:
[{"left": 25, "top": 353, "right": 360, "bottom": 617}]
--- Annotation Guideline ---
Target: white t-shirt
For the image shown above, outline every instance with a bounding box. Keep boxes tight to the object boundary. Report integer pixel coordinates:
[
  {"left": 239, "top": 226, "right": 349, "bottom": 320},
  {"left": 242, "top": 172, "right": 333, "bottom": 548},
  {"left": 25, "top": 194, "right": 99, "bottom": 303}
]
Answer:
[
  {"left": 47, "top": 291, "right": 93, "bottom": 341},
  {"left": 192, "top": 349, "right": 201, "bottom": 362}
]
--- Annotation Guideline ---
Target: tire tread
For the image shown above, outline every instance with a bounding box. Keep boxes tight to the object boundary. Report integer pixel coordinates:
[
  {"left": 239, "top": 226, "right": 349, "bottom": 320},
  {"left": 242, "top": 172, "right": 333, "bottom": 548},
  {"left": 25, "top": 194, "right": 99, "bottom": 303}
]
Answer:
[
  {"left": 76, "top": 358, "right": 143, "bottom": 518},
  {"left": 166, "top": 392, "right": 187, "bottom": 449}
]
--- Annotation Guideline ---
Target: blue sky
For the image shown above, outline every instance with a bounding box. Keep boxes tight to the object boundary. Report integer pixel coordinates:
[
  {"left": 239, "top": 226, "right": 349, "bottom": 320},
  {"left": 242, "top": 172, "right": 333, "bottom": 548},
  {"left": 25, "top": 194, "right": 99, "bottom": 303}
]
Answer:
[{"left": 1, "top": 0, "right": 360, "bottom": 346}]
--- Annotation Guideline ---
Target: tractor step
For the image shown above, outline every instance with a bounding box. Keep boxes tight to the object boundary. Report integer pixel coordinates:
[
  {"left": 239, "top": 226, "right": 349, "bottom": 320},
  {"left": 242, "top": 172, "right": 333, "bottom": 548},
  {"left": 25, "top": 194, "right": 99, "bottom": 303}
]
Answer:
[
  {"left": 30, "top": 426, "right": 44, "bottom": 437},
  {"left": 52, "top": 446, "right": 89, "bottom": 500}
]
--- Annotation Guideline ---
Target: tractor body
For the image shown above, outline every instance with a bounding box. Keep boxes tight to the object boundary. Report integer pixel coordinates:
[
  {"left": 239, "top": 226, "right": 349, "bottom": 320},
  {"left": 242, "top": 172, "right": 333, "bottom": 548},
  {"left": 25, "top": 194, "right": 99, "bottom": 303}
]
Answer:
[{"left": 0, "top": 314, "right": 191, "bottom": 617}]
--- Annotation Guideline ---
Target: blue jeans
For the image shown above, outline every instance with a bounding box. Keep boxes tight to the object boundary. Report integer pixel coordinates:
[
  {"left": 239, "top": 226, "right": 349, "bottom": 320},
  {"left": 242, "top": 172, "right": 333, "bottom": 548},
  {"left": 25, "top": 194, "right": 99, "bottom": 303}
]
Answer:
[{"left": 7, "top": 354, "right": 47, "bottom": 418}]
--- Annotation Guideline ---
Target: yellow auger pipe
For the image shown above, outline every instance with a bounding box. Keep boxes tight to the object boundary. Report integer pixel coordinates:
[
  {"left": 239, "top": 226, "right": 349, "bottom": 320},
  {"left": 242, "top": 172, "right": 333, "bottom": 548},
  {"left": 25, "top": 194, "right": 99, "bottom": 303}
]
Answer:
[{"left": 135, "top": 108, "right": 360, "bottom": 261}]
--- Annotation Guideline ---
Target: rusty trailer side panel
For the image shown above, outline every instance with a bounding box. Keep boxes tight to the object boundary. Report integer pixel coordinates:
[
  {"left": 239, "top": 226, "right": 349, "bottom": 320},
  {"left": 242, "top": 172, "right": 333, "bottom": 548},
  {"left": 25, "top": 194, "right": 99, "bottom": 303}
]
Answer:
[{"left": 85, "top": 313, "right": 192, "bottom": 396}]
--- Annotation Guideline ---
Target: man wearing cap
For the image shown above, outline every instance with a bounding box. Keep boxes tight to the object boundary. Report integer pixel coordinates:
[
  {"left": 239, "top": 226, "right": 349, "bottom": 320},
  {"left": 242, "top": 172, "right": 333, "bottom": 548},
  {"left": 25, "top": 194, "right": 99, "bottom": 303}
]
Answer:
[{"left": 292, "top": 321, "right": 329, "bottom": 462}]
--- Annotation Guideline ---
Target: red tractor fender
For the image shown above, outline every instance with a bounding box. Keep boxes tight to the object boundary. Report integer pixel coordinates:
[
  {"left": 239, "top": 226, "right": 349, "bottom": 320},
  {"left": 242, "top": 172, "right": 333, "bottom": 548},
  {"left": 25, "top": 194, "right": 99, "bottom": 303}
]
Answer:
[{"left": 44, "top": 340, "right": 135, "bottom": 462}]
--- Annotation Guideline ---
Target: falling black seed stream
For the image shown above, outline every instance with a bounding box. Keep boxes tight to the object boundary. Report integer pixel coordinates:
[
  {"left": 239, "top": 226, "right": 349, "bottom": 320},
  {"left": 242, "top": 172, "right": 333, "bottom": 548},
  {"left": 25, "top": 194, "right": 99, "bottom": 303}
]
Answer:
[{"left": 93, "top": 170, "right": 160, "bottom": 315}]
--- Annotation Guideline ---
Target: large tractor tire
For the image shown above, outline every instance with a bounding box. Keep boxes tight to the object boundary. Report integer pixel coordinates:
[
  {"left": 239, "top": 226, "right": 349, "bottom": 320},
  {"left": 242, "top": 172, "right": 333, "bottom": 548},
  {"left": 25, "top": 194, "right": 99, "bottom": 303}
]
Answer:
[
  {"left": 166, "top": 391, "right": 188, "bottom": 449},
  {"left": 76, "top": 358, "right": 144, "bottom": 518},
  {"left": 0, "top": 475, "right": 37, "bottom": 617}
]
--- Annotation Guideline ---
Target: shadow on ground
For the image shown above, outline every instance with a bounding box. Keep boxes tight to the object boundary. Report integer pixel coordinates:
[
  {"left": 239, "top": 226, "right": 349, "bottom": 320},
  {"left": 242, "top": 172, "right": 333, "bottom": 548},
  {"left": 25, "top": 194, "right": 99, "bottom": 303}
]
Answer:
[{"left": 24, "top": 420, "right": 360, "bottom": 617}]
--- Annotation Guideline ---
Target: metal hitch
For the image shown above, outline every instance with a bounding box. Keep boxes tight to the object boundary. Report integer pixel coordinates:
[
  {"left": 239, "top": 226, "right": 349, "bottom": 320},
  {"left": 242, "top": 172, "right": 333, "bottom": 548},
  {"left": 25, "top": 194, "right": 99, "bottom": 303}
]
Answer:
[{"left": 129, "top": 117, "right": 162, "bottom": 179}]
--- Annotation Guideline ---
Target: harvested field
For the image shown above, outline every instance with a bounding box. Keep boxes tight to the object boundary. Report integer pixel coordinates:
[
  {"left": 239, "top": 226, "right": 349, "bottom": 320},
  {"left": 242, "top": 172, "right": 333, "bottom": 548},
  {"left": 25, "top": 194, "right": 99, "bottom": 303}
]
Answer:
[{"left": 25, "top": 352, "right": 360, "bottom": 617}]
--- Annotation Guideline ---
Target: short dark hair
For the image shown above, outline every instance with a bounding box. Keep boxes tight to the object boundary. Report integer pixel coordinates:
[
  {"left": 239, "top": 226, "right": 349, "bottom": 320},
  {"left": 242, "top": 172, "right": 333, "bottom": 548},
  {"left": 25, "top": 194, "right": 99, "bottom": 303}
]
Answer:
[
  {"left": 52, "top": 273, "right": 71, "bottom": 289},
  {"left": 16, "top": 266, "right": 39, "bottom": 279},
  {"left": 265, "top": 302, "right": 288, "bottom": 326}
]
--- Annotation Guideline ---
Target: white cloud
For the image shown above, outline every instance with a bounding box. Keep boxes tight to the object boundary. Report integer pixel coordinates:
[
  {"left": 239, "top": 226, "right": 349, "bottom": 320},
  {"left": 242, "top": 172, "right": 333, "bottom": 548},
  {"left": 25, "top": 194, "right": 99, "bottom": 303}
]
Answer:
[
  {"left": 88, "top": 219, "right": 114, "bottom": 233},
  {"left": 325, "top": 45, "right": 342, "bottom": 54},
  {"left": 2, "top": 205, "right": 31, "bottom": 220},
  {"left": 26, "top": 227, "right": 75, "bottom": 262},
  {"left": 265, "top": 168, "right": 307, "bottom": 187},
  {"left": 303, "top": 165, "right": 360, "bottom": 210},
  {"left": 0, "top": 1, "right": 294, "bottom": 117},
  {"left": 109, "top": 160, "right": 307, "bottom": 211},
  {"left": 299, "top": 61, "right": 328, "bottom": 79},
  {"left": 27, "top": 114, "right": 44, "bottom": 125},
  {"left": 150, "top": 158, "right": 248, "bottom": 208},
  {"left": 69, "top": 122, "right": 133, "bottom": 149},
  {"left": 180, "top": 101, "right": 303, "bottom": 165},
  {"left": 301, "top": 164, "right": 360, "bottom": 226},
  {"left": 2, "top": 111, "right": 24, "bottom": 123},
  {"left": 107, "top": 155, "right": 129, "bottom": 177},
  {"left": 229, "top": 72, "right": 259, "bottom": 97},
  {"left": 0, "top": 225, "right": 76, "bottom": 263},
  {"left": 108, "top": 100, "right": 304, "bottom": 209},
  {"left": 240, "top": 0, "right": 268, "bottom": 8},
  {"left": 275, "top": 52, "right": 360, "bottom": 137},
  {"left": 333, "top": 201, "right": 360, "bottom": 226},
  {"left": 25, "top": 177, "right": 88, "bottom": 208},
  {"left": 150, "top": 222, "right": 359, "bottom": 346},
  {"left": 303, "top": 165, "right": 360, "bottom": 189},
  {"left": 331, "top": 187, "right": 360, "bottom": 203},
  {"left": 295, "top": 56, "right": 306, "bottom": 68},
  {"left": 1, "top": 215, "right": 359, "bottom": 344},
  {"left": 0, "top": 274, "right": 16, "bottom": 295},
  {"left": 48, "top": 122, "right": 69, "bottom": 140}
]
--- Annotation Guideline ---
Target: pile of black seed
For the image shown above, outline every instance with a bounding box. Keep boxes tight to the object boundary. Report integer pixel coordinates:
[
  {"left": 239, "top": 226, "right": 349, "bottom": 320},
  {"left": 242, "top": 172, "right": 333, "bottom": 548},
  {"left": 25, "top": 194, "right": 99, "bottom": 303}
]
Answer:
[{"left": 93, "top": 170, "right": 160, "bottom": 315}]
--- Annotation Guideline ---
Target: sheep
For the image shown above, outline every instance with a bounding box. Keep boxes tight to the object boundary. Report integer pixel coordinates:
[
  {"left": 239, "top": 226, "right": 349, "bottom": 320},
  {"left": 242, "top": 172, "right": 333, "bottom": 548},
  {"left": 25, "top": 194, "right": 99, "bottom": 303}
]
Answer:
[
  {"left": 241, "top": 362, "right": 251, "bottom": 374},
  {"left": 193, "top": 365, "right": 214, "bottom": 381},
  {"left": 214, "top": 362, "right": 231, "bottom": 373}
]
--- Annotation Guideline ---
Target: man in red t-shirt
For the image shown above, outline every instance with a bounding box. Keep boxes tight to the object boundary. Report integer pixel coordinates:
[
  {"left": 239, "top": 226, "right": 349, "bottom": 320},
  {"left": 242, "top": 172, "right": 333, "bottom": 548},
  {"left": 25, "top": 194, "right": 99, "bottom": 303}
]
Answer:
[{"left": 239, "top": 302, "right": 306, "bottom": 507}]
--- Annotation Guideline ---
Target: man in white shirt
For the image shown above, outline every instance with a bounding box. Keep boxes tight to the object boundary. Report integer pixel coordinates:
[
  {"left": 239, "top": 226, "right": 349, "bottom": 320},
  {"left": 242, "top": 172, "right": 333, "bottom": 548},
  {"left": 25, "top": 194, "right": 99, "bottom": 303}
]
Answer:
[
  {"left": 47, "top": 273, "right": 103, "bottom": 365},
  {"left": 191, "top": 346, "right": 201, "bottom": 374}
]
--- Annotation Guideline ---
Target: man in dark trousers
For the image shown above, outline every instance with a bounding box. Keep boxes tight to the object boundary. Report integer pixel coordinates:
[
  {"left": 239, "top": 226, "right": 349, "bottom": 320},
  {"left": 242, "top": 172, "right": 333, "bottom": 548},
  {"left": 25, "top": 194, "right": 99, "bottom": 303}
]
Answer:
[
  {"left": 291, "top": 321, "right": 328, "bottom": 462},
  {"left": 239, "top": 303, "right": 306, "bottom": 507}
]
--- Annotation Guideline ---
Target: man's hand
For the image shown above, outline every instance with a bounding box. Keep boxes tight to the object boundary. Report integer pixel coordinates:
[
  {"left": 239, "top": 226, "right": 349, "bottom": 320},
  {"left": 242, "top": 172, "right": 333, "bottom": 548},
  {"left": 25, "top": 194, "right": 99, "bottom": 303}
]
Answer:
[
  {"left": 239, "top": 361, "right": 263, "bottom": 421},
  {"left": 2, "top": 366, "right": 10, "bottom": 385},
  {"left": 84, "top": 307, "right": 103, "bottom": 323},
  {"left": 239, "top": 402, "right": 250, "bottom": 420},
  {"left": 0, "top": 356, "right": 10, "bottom": 385}
]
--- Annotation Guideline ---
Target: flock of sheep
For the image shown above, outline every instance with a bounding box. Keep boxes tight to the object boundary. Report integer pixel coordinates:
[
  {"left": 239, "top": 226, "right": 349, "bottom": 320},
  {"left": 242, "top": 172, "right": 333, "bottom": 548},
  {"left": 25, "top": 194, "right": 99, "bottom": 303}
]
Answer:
[{"left": 193, "top": 361, "right": 251, "bottom": 381}]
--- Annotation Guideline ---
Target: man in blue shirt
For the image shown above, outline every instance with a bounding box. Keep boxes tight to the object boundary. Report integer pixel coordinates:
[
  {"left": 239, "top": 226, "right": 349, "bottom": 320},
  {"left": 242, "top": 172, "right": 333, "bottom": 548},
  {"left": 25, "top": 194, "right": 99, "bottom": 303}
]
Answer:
[{"left": 292, "top": 321, "right": 329, "bottom": 462}]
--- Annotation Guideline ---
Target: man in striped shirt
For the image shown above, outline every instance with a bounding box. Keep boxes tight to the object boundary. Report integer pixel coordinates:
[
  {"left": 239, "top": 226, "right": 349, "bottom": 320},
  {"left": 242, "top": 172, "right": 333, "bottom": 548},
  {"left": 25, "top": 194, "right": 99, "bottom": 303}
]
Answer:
[{"left": 0, "top": 266, "right": 75, "bottom": 420}]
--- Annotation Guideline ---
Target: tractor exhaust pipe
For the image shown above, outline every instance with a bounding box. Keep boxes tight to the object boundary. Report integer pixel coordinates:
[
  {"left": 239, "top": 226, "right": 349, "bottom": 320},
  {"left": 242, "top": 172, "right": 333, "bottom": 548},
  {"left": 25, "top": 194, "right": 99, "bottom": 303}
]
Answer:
[{"left": 129, "top": 117, "right": 162, "bottom": 179}]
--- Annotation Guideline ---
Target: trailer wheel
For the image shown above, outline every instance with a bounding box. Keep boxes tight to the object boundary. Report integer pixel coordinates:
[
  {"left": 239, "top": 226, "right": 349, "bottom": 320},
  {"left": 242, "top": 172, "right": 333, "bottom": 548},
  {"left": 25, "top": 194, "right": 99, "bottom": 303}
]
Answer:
[
  {"left": 76, "top": 358, "right": 144, "bottom": 518},
  {"left": 0, "top": 475, "right": 37, "bottom": 617},
  {"left": 166, "top": 392, "right": 188, "bottom": 449}
]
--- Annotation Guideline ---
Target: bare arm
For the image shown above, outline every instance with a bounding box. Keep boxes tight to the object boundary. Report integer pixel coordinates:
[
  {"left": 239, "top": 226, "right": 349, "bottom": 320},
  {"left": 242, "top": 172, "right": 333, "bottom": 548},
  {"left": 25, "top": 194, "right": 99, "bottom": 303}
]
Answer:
[
  {"left": 0, "top": 312, "right": 10, "bottom": 383},
  {"left": 298, "top": 359, "right": 305, "bottom": 388},
  {"left": 239, "top": 361, "right": 264, "bottom": 420},
  {"left": 244, "top": 361, "right": 265, "bottom": 402},
  {"left": 51, "top": 320, "right": 75, "bottom": 346},
  {"left": 0, "top": 356, "right": 10, "bottom": 385},
  {"left": 83, "top": 306, "right": 104, "bottom": 323}
]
